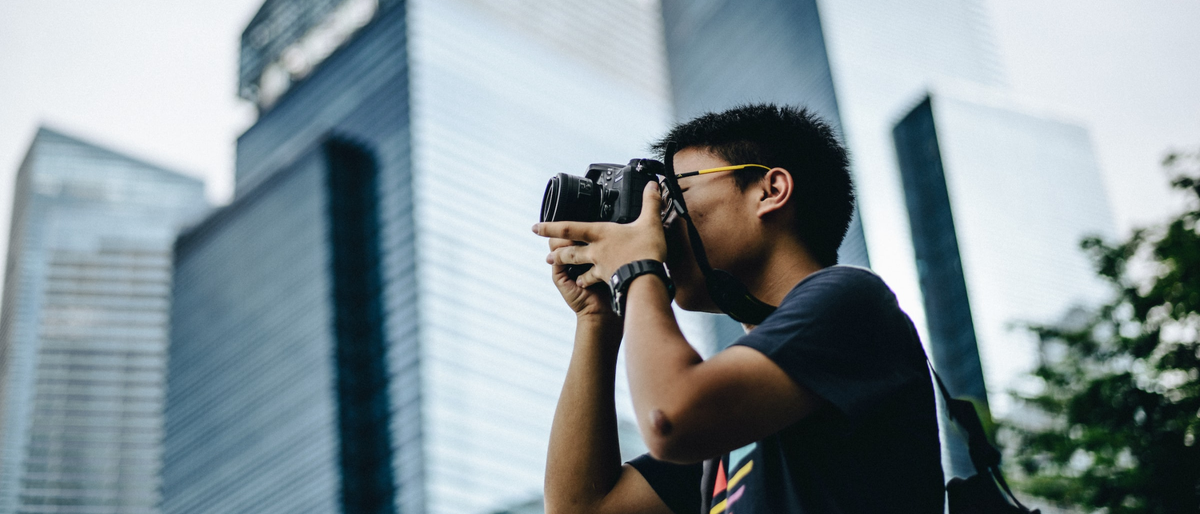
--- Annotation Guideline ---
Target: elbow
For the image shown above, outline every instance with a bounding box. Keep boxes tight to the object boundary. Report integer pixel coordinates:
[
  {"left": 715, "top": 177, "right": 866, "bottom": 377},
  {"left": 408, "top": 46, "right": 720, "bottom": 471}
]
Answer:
[
  {"left": 645, "top": 437, "right": 683, "bottom": 463},
  {"left": 645, "top": 436, "right": 700, "bottom": 464},
  {"left": 642, "top": 408, "right": 703, "bottom": 464},
  {"left": 643, "top": 408, "right": 679, "bottom": 461}
]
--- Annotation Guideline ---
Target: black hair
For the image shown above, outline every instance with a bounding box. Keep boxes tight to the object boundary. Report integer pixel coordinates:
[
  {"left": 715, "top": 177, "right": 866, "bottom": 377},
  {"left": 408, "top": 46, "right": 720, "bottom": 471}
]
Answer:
[{"left": 651, "top": 104, "right": 853, "bottom": 267}]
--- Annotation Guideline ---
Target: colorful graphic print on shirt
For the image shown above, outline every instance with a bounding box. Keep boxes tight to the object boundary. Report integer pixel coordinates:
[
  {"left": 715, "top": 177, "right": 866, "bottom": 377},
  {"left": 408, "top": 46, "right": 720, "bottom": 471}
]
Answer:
[{"left": 710, "top": 442, "right": 756, "bottom": 514}]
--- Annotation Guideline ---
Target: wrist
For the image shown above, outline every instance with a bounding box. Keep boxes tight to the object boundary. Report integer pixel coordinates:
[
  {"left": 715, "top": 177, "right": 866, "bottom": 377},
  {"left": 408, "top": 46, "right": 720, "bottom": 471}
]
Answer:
[
  {"left": 609, "top": 259, "right": 674, "bottom": 317},
  {"left": 574, "top": 314, "right": 623, "bottom": 359},
  {"left": 576, "top": 312, "right": 623, "bottom": 334}
]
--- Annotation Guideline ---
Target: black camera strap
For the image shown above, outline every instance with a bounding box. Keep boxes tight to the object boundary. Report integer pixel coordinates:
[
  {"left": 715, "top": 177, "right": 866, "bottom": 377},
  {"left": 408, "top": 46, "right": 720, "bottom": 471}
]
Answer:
[
  {"left": 926, "top": 358, "right": 1039, "bottom": 513},
  {"left": 663, "top": 142, "right": 777, "bottom": 325}
]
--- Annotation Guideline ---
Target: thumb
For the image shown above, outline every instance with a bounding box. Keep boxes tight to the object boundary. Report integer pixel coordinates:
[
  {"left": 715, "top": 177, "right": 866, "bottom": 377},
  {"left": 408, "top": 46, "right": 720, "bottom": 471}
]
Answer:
[{"left": 640, "top": 180, "right": 662, "bottom": 222}]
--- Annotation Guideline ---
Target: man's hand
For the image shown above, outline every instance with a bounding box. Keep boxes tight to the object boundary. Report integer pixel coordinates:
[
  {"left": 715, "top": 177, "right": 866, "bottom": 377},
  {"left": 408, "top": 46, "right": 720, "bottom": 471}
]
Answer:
[
  {"left": 547, "top": 237, "right": 620, "bottom": 321},
  {"left": 534, "top": 181, "right": 668, "bottom": 289}
]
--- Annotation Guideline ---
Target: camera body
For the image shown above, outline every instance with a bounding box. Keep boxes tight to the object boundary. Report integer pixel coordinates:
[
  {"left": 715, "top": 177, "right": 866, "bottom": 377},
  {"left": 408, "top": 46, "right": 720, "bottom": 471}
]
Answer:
[{"left": 540, "top": 158, "right": 664, "bottom": 224}]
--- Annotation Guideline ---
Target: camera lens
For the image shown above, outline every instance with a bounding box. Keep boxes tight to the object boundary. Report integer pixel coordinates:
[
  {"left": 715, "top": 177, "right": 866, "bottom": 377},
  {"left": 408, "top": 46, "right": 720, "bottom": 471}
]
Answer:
[{"left": 540, "top": 173, "right": 602, "bottom": 222}]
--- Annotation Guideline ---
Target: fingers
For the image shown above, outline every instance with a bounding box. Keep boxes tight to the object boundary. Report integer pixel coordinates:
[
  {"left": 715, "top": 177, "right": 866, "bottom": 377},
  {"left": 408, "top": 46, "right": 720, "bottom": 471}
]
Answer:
[
  {"left": 575, "top": 266, "right": 608, "bottom": 288},
  {"left": 547, "top": 244, "right": 590, "bottom": 266},
  {"left": 548, "top": 238, "right": 575, "bottom": 251},
  {"left": 533, "top": 221, "right": 596, "bottom": 242},
  {"left": 639, "top": 181, "right": 662, "bottom": 223}
]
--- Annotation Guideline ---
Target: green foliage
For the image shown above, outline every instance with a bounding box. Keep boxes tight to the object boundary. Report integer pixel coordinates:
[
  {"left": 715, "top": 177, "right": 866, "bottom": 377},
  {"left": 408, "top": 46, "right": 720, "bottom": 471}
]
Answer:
[{"left": 1008, "top": 151, "right": 1200, "bottom": 513}]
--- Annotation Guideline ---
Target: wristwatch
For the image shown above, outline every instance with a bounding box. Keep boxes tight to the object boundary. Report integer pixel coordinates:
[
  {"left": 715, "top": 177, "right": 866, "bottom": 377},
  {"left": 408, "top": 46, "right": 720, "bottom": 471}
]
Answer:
[{"left": 609, "top": 259, "right": 675, "bottom": 317}]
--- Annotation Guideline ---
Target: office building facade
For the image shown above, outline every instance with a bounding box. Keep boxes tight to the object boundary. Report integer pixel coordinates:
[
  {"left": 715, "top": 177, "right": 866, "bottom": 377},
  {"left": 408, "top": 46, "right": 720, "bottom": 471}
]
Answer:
[
  {"left": 0, "top": 128, "right": 206, "bottom": 513},
  {"left": 894, "top": 91, "right": 1115, "bottom": 414},
  {"left": 163, "top": 1, "right": 712, "bottom": 513}
]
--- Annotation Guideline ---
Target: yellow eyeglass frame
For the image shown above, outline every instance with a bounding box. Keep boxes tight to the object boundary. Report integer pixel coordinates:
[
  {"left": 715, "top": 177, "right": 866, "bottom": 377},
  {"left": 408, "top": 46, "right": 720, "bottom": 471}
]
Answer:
[{"left": 674, "top": 164, "right": 771, "bottom": 179}]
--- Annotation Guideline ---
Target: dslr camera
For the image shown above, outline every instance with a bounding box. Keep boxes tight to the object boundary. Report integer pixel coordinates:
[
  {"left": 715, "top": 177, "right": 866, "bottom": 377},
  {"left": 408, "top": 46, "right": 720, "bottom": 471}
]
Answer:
[
  {"left": 540, "top": 159, "right": 664, "bottom": 224},
  {"left": 540, "top": 158, "right": 665, "bottom": 278}
]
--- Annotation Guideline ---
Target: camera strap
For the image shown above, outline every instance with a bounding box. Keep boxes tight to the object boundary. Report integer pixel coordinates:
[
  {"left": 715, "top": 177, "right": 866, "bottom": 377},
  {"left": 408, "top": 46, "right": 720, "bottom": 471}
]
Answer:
[
  {"left": 926, "top": 358, "right": 1039, "bottom": 513},
  {"left": 663, "top": 142, "right": 777, "bottom": 325}
]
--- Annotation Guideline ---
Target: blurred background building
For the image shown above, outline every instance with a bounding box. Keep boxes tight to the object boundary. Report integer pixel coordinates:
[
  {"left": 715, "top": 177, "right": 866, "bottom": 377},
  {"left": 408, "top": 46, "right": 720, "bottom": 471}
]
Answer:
[
  {"left": 162, "top": 1, "right": 710, "bottom": 513},
  {"left": 0, "top": 128, "right": 207, "bottom": 514},
  {"left": 893, "top": 88, "right": 1115, "bottom": 415}
]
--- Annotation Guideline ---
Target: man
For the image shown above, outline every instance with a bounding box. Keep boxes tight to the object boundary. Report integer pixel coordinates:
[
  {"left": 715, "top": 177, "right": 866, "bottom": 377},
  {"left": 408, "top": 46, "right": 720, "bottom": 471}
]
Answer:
[{"left": 533, "top": 104, "right": 943, "bottom": 513}]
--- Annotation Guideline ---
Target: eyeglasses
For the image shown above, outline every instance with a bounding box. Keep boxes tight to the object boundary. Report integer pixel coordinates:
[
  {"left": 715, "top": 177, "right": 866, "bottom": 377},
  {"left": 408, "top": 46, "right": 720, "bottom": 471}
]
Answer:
[
  {"left": 673, "top": 164, "right": 771, "bottom": 180},
  {"left": 657, "top": 163, "right": 772, "bottom": 223}
]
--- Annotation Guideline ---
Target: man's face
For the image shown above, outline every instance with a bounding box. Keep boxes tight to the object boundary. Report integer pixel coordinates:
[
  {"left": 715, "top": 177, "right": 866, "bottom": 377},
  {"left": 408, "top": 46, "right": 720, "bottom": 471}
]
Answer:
[{"left": 665, "top": 147, "right": 765, "bottom": 312}]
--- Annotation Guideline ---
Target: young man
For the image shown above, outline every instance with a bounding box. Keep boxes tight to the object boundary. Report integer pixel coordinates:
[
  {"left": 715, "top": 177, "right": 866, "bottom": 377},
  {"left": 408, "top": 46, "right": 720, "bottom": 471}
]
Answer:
[{"left": 533, "top": 104, "right": 943, "bottom": 513}]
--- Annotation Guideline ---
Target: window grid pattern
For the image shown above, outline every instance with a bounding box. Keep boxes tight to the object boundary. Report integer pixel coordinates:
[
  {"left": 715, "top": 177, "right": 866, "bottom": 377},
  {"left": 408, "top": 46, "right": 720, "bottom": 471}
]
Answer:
[
  {"left": 0, "top": 128, "right": 206, "bottom": 514},
  {"left": 165, "top": 148, "right": 342, "bottom": 514}
]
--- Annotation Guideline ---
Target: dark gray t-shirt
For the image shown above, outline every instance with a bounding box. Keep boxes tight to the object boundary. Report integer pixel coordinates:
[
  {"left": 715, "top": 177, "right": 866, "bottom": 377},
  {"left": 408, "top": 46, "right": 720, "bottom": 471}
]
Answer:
[{"left": 629, "top": 266, "right": 943, "bottom": 513}]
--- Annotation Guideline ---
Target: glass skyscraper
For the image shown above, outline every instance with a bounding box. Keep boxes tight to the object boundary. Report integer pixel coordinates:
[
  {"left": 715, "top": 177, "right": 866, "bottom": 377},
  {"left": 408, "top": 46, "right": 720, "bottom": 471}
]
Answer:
[
  {"left": 0, "top": 128, "right": 207, "bottom": 514},
  {"left": 163, "top": 1, "right": 713, "bottom": 513},
  {"left": 894, "top": 90, "right": 1115, "bottom": 413}
]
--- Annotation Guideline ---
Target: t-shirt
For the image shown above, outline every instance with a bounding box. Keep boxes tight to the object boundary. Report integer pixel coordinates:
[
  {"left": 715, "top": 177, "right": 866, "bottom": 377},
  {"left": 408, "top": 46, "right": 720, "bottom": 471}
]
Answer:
[{"left": 629, "top": 265, "right": 944, "bottom": 513}]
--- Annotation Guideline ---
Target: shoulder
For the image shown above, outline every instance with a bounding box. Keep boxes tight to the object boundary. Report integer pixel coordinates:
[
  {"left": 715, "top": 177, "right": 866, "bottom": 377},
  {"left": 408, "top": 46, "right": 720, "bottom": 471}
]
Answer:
[
  {"left": 733, "top": 266, "right": 929, "bottom": 420},
  {"left": 772, "top": 266, "right": 897, "bottom": 319},
  {"left": 792, "top": 265, "right": 890, "bottom": 294},
  {"left": 736, "top": 266, "right": 901, "bottom": 349}
]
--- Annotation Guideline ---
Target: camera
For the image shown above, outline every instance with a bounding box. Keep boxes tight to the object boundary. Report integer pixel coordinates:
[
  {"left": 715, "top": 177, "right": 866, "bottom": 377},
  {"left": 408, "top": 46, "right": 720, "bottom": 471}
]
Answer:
[
  {"left": 540, "top": 158, "right": 664, "bottom": 279},
  {"left": 540, "top": 159, "right": 664, "bottom": 224}
]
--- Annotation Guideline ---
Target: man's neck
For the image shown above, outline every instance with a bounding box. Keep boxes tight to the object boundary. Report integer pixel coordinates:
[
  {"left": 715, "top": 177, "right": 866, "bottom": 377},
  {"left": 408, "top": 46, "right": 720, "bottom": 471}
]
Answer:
[{"left": 745, "top": 237, "right": 824, "bottom": 308}]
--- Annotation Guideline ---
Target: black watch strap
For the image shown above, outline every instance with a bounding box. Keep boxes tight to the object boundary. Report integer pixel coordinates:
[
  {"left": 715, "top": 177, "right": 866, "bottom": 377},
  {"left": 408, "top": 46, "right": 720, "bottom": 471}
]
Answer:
[{"left": 609, "top": 259, "right": 675, "bottom": 317}]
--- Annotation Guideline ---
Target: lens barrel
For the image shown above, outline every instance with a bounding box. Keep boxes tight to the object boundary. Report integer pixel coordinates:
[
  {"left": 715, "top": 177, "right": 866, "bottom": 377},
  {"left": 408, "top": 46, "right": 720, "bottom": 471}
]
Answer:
[{"left": 540, "top": 173, "right": 602, "bottom": 222}]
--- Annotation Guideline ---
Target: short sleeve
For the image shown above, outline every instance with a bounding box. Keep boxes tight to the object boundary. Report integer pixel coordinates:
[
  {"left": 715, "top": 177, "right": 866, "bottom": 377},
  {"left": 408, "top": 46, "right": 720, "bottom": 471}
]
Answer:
[
  {"left": 732, "top": 266, "right": 926, "bottom": 420},
  {"left": 627, "top": 453, "right": 702, "bottom": 514}
]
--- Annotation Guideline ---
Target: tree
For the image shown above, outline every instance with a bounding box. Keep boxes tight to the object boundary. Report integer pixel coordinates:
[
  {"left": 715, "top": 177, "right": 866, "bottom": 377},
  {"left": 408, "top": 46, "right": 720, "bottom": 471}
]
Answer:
[{"left": 1008, "top": 151, "right": 1200, "bottom": 513}]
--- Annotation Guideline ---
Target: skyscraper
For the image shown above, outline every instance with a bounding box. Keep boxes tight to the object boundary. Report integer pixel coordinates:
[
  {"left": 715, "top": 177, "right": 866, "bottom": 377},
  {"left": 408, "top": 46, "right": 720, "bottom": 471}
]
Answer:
[
  {"left": 894, "top": 89, "right": 1115, "bottom": 413},
  {"left": 0, "top": 128, "right": 207, "bottom": 513},
  {"left": 162, "top": 1, "right": 711, "bottom": 513}
]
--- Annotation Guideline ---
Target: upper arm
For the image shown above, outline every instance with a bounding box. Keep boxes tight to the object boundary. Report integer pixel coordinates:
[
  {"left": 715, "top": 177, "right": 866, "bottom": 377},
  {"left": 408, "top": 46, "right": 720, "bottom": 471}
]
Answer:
[
  {"left": 641, "top": 345, "right": 822, "bottom": 463},
  {"left": 556, "top": 464, "right": 674, "bottom": 514}
]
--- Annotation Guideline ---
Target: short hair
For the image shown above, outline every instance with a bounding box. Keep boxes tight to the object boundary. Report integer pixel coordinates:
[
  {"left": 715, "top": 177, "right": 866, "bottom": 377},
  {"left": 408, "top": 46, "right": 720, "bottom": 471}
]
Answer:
[{"left": 651, "top": 104, "right": 854, "bottom": 267}]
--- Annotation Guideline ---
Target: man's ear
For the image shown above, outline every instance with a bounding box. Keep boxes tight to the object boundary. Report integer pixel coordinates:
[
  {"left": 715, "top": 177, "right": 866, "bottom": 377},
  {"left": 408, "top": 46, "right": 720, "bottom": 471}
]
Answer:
[{"left": 756, "top": 167, "right": 793, "bottom": 219}]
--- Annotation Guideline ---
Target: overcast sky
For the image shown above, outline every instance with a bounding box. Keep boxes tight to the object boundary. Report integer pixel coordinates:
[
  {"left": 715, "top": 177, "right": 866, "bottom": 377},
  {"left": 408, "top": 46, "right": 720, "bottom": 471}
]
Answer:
[{"left": 1, "top": 0, "right": 1197, "bottom": 241}]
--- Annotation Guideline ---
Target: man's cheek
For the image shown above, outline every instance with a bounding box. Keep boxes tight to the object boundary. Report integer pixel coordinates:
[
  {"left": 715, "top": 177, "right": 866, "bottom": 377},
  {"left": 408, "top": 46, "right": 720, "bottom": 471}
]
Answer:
[
  {"left": 664, "top": 223, "right": 716, "bottom": 312},
  {"left": 663, "top": 221, "right": 691, "bottom": 269}
]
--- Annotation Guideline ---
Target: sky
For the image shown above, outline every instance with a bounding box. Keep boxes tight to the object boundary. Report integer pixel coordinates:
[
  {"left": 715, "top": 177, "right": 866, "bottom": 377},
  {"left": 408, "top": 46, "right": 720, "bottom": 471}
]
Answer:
[{"left": 0, "top": 0, "right": 1197, "bottom": 255}]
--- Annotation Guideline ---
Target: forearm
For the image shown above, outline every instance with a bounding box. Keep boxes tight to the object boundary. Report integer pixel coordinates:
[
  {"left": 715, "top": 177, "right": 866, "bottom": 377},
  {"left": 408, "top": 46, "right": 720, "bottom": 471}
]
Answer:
[
  {"left": 545, "top": 316, "right": 625, "bottom": 512},
  {"left": 623, "top": 276, "right": 704, "bottom": 459}
]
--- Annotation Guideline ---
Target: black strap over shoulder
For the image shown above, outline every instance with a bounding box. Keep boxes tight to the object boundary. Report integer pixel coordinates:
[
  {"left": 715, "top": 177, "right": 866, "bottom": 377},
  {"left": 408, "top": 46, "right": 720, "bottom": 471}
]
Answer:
[{"left": 927, "top": 361, "right": 1041, "bottom": 514}]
